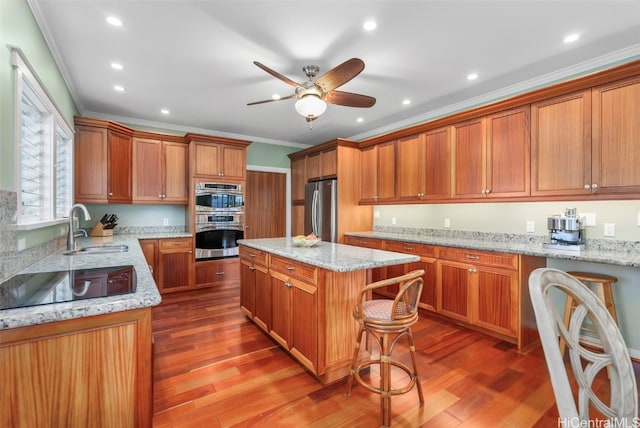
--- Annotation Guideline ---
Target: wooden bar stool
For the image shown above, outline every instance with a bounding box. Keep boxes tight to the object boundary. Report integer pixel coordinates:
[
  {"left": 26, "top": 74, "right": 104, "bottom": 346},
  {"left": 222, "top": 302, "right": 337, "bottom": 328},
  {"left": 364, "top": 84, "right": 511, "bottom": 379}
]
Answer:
[
  {"left": 344, "top": 270, "right": 425, "bottom": 428},
  {"left": 560, "top": 271, "right": 618, "bottom": 356}
]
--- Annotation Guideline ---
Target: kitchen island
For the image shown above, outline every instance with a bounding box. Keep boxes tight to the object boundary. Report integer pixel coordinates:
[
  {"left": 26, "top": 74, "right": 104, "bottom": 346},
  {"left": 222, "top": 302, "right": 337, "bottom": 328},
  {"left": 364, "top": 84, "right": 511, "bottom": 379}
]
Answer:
[
  {"left": 0, "top": 233, "right": 185, "bottom": 428},
  {"left": 238, "top": 237, "right": 420, "bottom": 384}
]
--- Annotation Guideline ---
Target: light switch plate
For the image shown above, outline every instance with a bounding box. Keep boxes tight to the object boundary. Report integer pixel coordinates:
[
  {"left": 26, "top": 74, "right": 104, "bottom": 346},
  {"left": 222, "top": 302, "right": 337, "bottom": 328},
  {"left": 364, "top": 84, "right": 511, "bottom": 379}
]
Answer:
[
  {"left": 526, "top": 221, "right": 535, "bottom": 233},
  {"left": 444, "top": 218, "right": 451, "bottom": 228},
  {"left": 581, "top": 212, "right": 596, "bottom": 227},
  {"left": 604, "top": 223, "right": 615, "bottom": 237}
]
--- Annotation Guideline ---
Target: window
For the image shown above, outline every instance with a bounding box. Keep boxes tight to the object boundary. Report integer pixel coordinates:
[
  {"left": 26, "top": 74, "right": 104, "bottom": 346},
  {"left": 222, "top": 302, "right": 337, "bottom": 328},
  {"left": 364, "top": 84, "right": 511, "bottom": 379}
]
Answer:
[{"left": 12, "top": 47, "right": 73, "bottom": 227}]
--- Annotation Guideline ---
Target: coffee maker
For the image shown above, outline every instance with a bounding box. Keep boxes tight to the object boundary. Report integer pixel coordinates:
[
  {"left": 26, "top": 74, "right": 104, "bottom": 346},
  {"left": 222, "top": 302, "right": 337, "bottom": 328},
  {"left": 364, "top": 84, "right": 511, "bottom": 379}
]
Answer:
[{"left": 543, "top": 208, "right": 585, "bottom": 251}]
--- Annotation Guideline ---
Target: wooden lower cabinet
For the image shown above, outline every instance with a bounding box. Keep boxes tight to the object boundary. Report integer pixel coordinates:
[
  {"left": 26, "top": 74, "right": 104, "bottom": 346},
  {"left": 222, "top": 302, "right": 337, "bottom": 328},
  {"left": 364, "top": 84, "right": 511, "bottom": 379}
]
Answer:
[
  {"left": 239, "top": 245, "right": 367, "bottom": 384},
  {"left": 139, "top": 238, "right": 193, "bottom": 293},
  {"left": 344, "top": 237, "right": 545, "bottom": 349},
  {"left": 195, "top": 258, "right": 240, "bottom": 288},
  {"left": 0, "top": 309, "right": 153, "bottom": 428}
]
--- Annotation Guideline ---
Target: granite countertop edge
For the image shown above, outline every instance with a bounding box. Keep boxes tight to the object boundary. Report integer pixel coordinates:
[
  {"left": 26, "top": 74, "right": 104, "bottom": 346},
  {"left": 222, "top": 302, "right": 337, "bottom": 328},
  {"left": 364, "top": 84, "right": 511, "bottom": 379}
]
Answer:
[
  {"left": 238, "top": 238, "right": 420, "bottom": 272},
  {"left": 1, "top": 232, "right": 192, "bottom": 330},
  {"left": 344, "top": 231, "right": 640, "bottom": 268}
]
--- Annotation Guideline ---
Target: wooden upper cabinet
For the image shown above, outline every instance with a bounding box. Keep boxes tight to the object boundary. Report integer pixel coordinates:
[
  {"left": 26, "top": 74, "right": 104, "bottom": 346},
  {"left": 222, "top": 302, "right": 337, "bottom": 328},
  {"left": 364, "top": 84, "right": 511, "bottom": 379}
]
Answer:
[
  {"left": 592, "top": 75, "right": 640, "bottom": 195},
  {"left": 290, "top": 156, "right": 306, "bottom": 202},
  {"left": 306, "top": 147, "right": 337, "bottom": 181},
  {"left": 531, "top": 90, "right": 592, "bottom": 196},
  {"left": 189, "top": 136, "right": 250, "bottom": 180},
  {"left": 486, "top": 106, "right": 530, "bottom": 198},
  {"left": 360, "top": 141, "right": 396, "bottom": 203},
  {"left": 397, "top": 127, "right": 451, "bottom": 201},
  {"left": 452, "top": 117, "right": 486, "bottom": 199},
  {"left": 132, "top": 137, "right": 188, "bottom": 204},
  {"left": 74, "top": 119, "right": 132, "bottom": 204},
  {"left": 452, "top": 106, "right": 530, "bottom": 199}
]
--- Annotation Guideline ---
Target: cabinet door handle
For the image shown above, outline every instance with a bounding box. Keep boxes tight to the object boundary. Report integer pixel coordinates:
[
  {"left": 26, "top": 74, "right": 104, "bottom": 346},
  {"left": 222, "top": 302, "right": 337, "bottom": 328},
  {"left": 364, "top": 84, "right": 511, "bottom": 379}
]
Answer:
[
  {"left": 583, "top": 184, "right": 591, "bottom": 190},
  {"left": 285, "top": 281, "right": 292, "bottom": 288},
  {"left": 591, "top": 183, "right": 598, "bottom": 190},
  {"left": 468, "top": 268, "right": 477, "bottom": 273},
  {"left": 216, "top": 272, "right": 224, "bottom": 275},
  {"left": 108, "top": 192, "right": 113, "bottom": 196},
  {"left": 465, "top": 255, "right": 480, "bottom": 260},
  {"left": 188, "top": 250, "right": 193, "bottom": 254},
  {"left": 248, "top": 266, "right": 256, "bottom": 271},
  {"left": 248, "top": 252, "right": 256, "bottom": 257}
]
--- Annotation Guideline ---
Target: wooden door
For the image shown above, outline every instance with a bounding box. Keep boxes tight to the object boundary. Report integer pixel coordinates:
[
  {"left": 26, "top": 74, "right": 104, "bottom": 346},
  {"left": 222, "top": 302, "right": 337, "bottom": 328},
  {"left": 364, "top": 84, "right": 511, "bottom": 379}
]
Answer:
[
  {"left": 132, "top": 137, "right": 163, "bottom": 202},
  {"left": 221, "top": 145, "right": 246, "bottom": 179},
  {"left": 253, "top": 267, "right": 271, "bottom": 331},
  {"left": 359, "top": 145, "right": 379, "bottom": 202},
  {"left": 74, "top": 125, "right": 107, "bottom": 202},
  {"left": 592, "top": 75, "right": 640, "bottom": 195},
  {"left": 290, "top": 157, "right": 306, "bottom": 202},
  {"left": 139, "top": 239, "right": 158, "bottom": 281},
  {"left": 423, "top": 127, "right": 452, "bottom": 200},
  {"left": 291, "top": 281, "right": 317, "bottom": 372},
  {"left": 193, "top": 142, "right": 220, "bottom": 177},
  {"left": 306, "top": 152, "right": 322, "bottom": 181},
  {"left": 239, "top": 259, "right": 256, "bottom": 317},
  {"left": 473, "top": 266, "right": 518, "bottom": 337},
  {"left": 397, "top": 133, "right": 425, "bottom": 201},
  {"left": 162, "top": 141, "right": 189, "bottom": 203},
  {"left": 452, "top": 117, "right": 486, "bottom": 199},
  {"left": 245, "top": 170, "right": 286, "bottom": 239},
  {"left": 157, "top": 239, "right": 192, "bottom": 293},
  {"left": 270, "top": 275, "right": 292, "bottom": 349},
  {"left": 437, "top": 260, "right": 472, "bottom": 322},
  {"left": 291, "top": 205, "right": 304, "bottom": 237},
  {"left": 531, "top": 90, "right": 592, "bottom": 196},
  {"left": 106, "top": 130, "right": 132, "bottom": 203},
  {"left": 377, "top": 141, "right": 397, "bottom": 201},
  {"left": 486, "top": 106, "right": 530, "bottom": 197},
  {"left": 320, "top": 148, "right": 337, "bottom": 178}
]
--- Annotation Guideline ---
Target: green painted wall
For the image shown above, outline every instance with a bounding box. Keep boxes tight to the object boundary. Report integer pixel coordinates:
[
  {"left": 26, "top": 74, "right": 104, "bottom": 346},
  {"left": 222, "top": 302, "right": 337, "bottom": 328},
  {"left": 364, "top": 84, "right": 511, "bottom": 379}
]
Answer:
[
  {"left": 0, "top": 0, "right": 78, "bottom": 190},
  {"left": 247, "top": 142, "right": 300, "bottom": 169}
]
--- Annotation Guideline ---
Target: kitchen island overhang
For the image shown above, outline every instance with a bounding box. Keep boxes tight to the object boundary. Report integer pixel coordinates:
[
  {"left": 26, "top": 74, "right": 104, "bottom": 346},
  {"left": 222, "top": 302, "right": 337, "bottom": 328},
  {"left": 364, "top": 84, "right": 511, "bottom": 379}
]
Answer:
[{"left": 238, "top": 237, "right": 419, "bottom": 384}]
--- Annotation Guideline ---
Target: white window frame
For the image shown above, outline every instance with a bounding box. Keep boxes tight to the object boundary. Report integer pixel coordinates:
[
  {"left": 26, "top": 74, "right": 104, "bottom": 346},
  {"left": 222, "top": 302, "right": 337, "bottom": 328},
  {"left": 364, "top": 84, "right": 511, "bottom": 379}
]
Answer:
[{"left": 12, "top": 47, "right": 74, "bottom": 230}]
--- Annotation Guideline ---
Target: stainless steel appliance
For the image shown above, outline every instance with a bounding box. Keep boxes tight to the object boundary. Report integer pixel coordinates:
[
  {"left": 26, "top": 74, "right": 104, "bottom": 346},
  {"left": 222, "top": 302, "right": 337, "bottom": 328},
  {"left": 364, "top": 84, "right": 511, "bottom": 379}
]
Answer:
[
  {"left": 543, "top": 208, "right": 585, "bottom": 251},
  {"left": 195, "top": 182, "right": 244, "bottom": 260},
  {"left": 304, "top": 179, "right": 338, "bottom": 242}
]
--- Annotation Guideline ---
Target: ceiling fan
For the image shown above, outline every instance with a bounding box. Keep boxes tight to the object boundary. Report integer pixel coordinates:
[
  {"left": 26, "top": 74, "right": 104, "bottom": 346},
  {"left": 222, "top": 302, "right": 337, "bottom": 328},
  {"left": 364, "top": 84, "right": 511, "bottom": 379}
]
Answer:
[{"left": 247, "top": 58, "right": 376, "bottom": 124}]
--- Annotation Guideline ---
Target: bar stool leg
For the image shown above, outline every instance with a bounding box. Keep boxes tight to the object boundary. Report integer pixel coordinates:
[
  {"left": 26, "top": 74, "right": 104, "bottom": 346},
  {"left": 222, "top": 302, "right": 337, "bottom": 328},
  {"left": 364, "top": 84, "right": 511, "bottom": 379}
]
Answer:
[
  {"left": 406, "top": 329, "right": 424, "bottom": 405},
  {"left": 345, "top": 324, "right": 365, "bottom": 397},
  {"left": 599, "top": 282, "right": 618, "bottom": 323},
  {"left": 560, "top": 295, "right": 575, "bottom": 357},
  {"left": 380, "top": 332, "right": 392, "bottom": 428}
]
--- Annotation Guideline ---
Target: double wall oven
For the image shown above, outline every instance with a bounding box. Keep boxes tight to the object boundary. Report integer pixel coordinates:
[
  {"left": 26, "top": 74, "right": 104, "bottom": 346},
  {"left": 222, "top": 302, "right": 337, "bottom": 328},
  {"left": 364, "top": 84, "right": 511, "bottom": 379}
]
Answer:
[{"left": 194, "top": 182, "right": 244, "bottom": 260}]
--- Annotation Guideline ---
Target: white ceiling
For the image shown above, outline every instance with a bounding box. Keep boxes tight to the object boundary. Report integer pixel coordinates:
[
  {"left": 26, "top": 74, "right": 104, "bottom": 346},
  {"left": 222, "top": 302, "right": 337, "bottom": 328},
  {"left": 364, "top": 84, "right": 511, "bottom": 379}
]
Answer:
[{"left": 29, "top": 0, "right": 640, "bottom": 147}]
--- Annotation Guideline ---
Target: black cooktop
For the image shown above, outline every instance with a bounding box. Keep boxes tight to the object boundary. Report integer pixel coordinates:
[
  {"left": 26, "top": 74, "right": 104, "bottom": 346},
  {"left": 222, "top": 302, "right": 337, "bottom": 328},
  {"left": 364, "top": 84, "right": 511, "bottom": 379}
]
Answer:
[{"left": 0, "top": 265, "right": 136, "bottom": 310}]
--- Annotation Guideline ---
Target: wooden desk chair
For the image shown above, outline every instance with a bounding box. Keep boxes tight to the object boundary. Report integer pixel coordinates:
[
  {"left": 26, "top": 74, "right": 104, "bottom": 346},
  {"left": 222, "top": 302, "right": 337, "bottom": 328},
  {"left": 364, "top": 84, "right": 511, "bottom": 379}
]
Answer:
[
  {"left": 344, "top": 269, "right": 425, "bottom": 428},
  {"left": 529, "top": 268, "right": 637, "bottom": 423}
]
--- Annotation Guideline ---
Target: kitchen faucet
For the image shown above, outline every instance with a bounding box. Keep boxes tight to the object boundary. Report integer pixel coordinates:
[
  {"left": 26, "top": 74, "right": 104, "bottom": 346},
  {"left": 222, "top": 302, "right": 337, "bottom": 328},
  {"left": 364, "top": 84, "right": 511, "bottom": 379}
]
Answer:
[{"left": 67, "top": 203, "right": 91, "bottom": 251}]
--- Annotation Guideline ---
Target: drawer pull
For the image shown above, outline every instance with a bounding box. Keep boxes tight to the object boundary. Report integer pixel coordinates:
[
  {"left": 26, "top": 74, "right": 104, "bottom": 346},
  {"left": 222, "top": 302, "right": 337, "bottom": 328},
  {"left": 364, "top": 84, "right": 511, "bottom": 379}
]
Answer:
[
  {"left": 248, "top": 266, "right": 256, "bottom": 271},
  {"left": 403, "top": 246, "right": 414, "bottom": 251},
  {"left": 468, "top": 268, "right": 477, "bottom": 273},
  {"left": 249, "top": 252, "right": 256, "bottom": 258},
  {"left": 285, "top": 281, "right": 292, "bottom": 288},
  {"left": 465, "top": 255, "right": 480, "bottom": 260},
  {"left": 216, "top": 272, "right": 225, "bottom": 275},
  {"left": 286, "top": 265, "right": 295, "bottom": 271}
]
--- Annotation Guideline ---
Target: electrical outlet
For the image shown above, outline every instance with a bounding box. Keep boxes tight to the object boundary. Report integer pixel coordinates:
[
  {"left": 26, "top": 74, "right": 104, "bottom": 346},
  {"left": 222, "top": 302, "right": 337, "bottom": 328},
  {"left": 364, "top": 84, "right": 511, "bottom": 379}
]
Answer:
[
  {"left": 163, "top": 218, "right": 169, "bottom": 226},
  {"left": 581, "top": 212, "right": 596, "bottom": 227},
  {"left": 526, "top": 221, "right": 535, "bottom": 233},
  {"left": 637, "top": 212, "right": 640, "bottom": 226},
  {"left": 444, "top": 218, "right": 451, "bottom": 228},
  {"left": 17, "top": 238, "right": 26, "bottom": 251},
  {"left": 391, "top": 217, "right": 396, "bottom": 225},
  {"left": 373, "top": 210, "right": 380, "bottom": 218},
  {"left": 604, "top": 223, "right": 615, "bottom": 237}
]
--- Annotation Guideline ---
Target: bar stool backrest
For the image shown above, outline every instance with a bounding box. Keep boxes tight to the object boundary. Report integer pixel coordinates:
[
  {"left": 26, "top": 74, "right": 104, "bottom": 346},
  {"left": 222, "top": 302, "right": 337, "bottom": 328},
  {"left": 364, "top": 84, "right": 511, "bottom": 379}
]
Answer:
[{"left": 528, "top": 268, "right": 637, "bottom": 424}]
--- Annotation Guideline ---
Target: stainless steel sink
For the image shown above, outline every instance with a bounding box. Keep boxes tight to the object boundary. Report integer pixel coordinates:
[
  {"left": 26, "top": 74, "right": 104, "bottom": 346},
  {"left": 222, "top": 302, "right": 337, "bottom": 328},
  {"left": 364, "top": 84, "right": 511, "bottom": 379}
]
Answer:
[{"left": 64, "top": 244, "right": 129, "bottom": 255}]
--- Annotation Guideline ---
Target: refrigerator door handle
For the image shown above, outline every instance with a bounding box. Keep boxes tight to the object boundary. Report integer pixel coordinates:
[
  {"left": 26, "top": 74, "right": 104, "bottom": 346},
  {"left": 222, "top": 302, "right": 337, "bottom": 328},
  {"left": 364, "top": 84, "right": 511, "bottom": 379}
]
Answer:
[{"left": 311, "top": 189, "right": 319, "bottom": 236}]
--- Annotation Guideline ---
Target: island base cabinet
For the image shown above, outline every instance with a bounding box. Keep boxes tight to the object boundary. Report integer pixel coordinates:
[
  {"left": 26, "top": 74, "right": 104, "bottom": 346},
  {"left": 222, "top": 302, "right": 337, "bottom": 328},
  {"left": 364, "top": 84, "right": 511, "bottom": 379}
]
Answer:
[{"left": 0, "top": 309, "right": 152, "bottom": 428}]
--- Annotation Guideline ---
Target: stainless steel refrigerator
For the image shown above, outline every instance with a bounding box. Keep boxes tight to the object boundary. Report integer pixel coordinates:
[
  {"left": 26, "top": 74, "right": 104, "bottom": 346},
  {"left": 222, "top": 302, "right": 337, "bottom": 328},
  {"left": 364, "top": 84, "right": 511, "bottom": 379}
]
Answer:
[{"left": 304, "top": 179, "right": 338, "bottom": 242}]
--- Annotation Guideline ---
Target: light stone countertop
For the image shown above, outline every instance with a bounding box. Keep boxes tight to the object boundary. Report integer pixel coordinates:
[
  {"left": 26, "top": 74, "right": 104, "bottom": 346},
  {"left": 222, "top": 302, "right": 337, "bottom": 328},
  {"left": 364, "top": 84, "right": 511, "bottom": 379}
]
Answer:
[
  {"left": 238, "top": 237, "right": 420, "bottom": 272},
  {"left": 1, "top": 232, "right": 190, "bottom": 330},
  {"left": 345, "top": 230, "right": 640, "bottom": 268}
]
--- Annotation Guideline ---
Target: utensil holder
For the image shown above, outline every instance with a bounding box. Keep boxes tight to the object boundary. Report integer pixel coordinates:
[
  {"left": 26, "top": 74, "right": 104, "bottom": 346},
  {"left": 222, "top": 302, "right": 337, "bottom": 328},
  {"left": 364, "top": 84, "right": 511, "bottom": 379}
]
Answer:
[{"left": 90, "top": 223, "right": 114, "bottom": 237}]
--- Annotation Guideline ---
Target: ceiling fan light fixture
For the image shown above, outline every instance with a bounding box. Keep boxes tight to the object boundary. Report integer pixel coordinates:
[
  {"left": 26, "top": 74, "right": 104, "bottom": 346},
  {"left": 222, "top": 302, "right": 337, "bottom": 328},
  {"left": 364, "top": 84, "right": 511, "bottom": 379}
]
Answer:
[{"left": 295, "top": 94, "right": 327, "bottom": 119}]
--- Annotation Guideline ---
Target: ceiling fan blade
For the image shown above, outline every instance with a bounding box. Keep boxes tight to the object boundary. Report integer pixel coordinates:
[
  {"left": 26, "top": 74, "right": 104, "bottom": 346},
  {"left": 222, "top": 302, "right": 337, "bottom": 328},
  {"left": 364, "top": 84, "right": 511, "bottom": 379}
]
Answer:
[
  {"left": 316, "top": 58, "right": 365, "bottom": 92},
  {"left": 247, "top": 94, "right": 296, "bottom": 106},
  {"left": 253, "top": 61, "right": 300, "bottom": 88},
  {"left": 325, "top": 90, "right": 376, "bottom": 108}
]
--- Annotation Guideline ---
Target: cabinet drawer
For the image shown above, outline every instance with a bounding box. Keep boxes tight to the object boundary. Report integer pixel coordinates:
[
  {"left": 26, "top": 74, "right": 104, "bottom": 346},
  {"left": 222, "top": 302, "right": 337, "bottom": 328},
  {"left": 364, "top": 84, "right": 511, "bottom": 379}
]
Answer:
[
  {"left": 344, "top": 236, "right": 384, "bottom": 249},
  {"left": 270, "top": 256, "right": 317, "bottom": 285},
  {"left": 159, "top": 238, "right": 192, "bottom": 251},
  {"left": 385, "top": 241, "right": 438, "bottom": 257},
  {"left": 439, "top": 247, "right": 517, "bottom": 270},
  {"left": 239, "top": 246, "right": 268, "bottom": 267}
]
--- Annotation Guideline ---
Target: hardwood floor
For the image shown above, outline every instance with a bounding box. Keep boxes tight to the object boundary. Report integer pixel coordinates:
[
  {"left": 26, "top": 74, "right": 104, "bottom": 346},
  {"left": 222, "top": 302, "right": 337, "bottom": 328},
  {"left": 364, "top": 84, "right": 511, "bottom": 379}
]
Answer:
[{"left": 151, "top": 283, "right": 639, "bottom": 427}]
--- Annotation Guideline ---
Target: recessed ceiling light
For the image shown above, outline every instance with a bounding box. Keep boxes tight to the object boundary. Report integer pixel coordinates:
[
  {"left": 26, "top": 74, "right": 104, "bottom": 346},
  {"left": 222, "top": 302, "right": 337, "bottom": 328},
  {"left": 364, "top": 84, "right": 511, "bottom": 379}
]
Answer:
[
  {"left": 110, "top": 62, "right": 123, "bottom": 70},
  {"left": 113, "top": 85, "right": 125, "bottom": 92},
  {"left": 363, "top": 20, "right": 377, "bottom": 31},
  {"left": 160, "top": 109, "right": 170, "bottom": 115},
  {"left": 402, "top": 99, "right": 411, "bottom": 106},
  {"left": 564, "top": 33, "right": 580, "bottom": 43},
  {"left": 272, "top": 94, "right": 281, "bottom": 100},
  {"left": 106, "top": 16, "right": 123, "bottom": 27},
  {"left": 356, "top": 117, "right": 364, "bottom": 123},
  {"left": 467, "top": 72, "right": 478, "bottom": 81}
]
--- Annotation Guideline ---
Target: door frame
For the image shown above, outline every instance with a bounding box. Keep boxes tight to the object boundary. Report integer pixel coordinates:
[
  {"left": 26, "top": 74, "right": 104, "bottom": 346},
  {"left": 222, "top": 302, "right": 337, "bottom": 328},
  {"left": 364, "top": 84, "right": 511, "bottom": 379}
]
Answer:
[{"left": 246, "top": 165, "right": 291, "bottom": 237}]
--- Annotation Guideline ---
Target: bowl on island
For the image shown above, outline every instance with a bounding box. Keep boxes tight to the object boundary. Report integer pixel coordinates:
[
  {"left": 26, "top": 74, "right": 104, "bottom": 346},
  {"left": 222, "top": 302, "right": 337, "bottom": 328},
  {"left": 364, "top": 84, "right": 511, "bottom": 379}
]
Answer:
[{"left": 292, "top": 235, "right": 321, "bottom": 247}]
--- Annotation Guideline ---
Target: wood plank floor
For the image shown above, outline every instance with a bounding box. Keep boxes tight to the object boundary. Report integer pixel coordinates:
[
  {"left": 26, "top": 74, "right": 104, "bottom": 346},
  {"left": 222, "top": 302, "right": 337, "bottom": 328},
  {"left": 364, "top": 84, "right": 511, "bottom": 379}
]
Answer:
[{"left": 151, "top": 283, "right": 639, "bottom": 428}]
